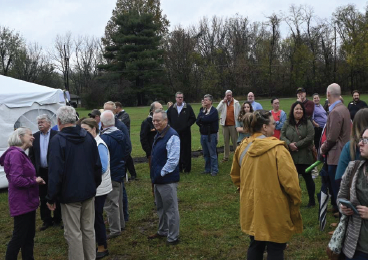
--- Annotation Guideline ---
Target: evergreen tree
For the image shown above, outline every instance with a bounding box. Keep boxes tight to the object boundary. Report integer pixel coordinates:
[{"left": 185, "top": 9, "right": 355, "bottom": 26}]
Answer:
[{"left": 100, "top": 10, "right": 166, "bottom": 105}]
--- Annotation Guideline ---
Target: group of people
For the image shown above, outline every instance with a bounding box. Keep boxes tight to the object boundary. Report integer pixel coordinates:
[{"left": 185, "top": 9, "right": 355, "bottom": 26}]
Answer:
[{"left": 0, "top": 84, "right": 367, "bottom": 259}]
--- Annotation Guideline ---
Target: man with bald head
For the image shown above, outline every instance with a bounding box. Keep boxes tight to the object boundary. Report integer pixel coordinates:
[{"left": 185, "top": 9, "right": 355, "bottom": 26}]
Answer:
[
  {"left": 247, "top": 92, "right": 263, "bottom": 111},
  {"left": 320, "top": 83, "right": 351, "bottom": 212}
]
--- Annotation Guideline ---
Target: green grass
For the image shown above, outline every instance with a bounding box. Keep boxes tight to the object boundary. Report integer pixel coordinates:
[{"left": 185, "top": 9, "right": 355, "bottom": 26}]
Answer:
[{"left": 0, "top": 94, "right": 365, "bottom": 259}]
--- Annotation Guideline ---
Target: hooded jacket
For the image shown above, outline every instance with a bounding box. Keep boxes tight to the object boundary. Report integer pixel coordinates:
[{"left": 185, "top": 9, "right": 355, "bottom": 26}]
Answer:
[
  {"left": 230, "top": 133, "right": 303, "bottom": 243},
  {"left": 46, "top": 125, "right": 102, "bottom": 204},
  {"left": 0, "top": 146, "right": 39, "bottom": 217},
  {"left": 100, "top": 126, "right": 127, "bottom": 182}
]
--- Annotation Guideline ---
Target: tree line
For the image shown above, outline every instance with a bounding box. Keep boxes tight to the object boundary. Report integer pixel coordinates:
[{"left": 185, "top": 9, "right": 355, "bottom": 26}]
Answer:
[{"left": 1, "top": 2, "right": 367, "bottom": 108}]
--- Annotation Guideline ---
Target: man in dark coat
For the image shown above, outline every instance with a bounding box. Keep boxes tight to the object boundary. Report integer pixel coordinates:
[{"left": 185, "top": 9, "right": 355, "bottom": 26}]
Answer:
[
  {"left": 348, "top": 90, "right": 367, "bottom": 120},
  {"left": 114, "top": 101, "right": 137, "bottom": 180},
  {"left": 140, "top": 102, "right": 163, "bottom": 167},
  {"left": 46, "top": 106, "right": 102, "bottom": 260},
  {"left": 167, "top": 92, "right": 196, "bottom": 173},
  {"left": 29, "top": 114, "right": 60, "bottom": 231}
]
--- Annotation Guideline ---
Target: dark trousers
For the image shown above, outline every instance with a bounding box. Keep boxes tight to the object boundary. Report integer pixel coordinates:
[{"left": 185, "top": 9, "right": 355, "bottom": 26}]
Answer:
[
  {"left": 125, "top": 155, "right": 137, "bottom": 178},
  {"left": 39, "top": 168, "right": 61, "bottom": 224},
  {"left": 6, "top": 210, "right": 36, "bottom": 260},
  {"left": 247, "top": 236, "right": 286, "bottom": 260},
  {"left": 346, "top": 251, "right": 368, "bottom": 260},
  {"left": 328, "top": 165, "right": 340, "bottom": 210},
  {"left": 314, "top": 127, "right": 323, "bottom": 151},
  {"left": 122, "top": 182, "right": 129, "bottom": 222},
  {"left": 319, "top": 162, "right": 337, "bottom": 209},
  {"left": 179, "top": 131, "right": 192, "bottom": 173},
  {"left": 95, "top": 195, "right": 107, "bottom": 247},
  {"left": 295, "top": 164, "right": 316, "bottom": 204}
]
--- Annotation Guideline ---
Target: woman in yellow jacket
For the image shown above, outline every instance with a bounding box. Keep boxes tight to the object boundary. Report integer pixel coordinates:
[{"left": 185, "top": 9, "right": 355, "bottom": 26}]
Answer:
[{"left": 230, "top": 110, "right": 303, "bottom": 260}]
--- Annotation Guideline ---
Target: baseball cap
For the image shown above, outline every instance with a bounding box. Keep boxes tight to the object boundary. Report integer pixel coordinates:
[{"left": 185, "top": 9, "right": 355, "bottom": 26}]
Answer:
[
  {"left": 88, "top": 109, "right": 101, "bottom": 118},
  {"left": 296, "top": 88, "right": 306, "bottom": 94}
]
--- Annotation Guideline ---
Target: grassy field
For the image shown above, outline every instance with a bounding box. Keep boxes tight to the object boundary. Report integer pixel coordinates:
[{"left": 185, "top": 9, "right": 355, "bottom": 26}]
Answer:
[{"left": 0, "top": 94, "right": 366, "bottom": 259}]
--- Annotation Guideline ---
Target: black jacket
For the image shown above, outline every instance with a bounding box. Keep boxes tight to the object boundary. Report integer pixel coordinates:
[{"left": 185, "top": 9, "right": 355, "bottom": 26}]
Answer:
[
  {"left": 140, "top": 115, "right": 157, "bottom": 158},
  {"left": 196, "top": 106, "right": 219, "bottom": 135},
  {"left": 348, "top": 100, "right": 368, "bottom": 120},
  {"left": 116, "top": 110, "right": 131, "bottom": 133},
  {"left": 29, "top": 129, "right": 58, "bottom": 175},
  {"left": 46, "top": 125, "right": 102, "bottom": 204},
  {"left": 167, "top": 102, "right": 196, "bottom": 134}
]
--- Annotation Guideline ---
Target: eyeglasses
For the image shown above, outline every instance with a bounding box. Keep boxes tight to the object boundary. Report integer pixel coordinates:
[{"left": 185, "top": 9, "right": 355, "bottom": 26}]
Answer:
[
  {"left": 176, "top": 97, "right": 183, "bottom": 99},
  {"left": 359, "top": 138, "right": 368, "bottom": 144}
]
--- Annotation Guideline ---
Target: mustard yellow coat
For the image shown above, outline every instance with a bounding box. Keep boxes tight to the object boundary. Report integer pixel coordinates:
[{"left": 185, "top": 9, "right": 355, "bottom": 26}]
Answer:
[{"left": 230, "top": 133, "right": 303, "bottom": 243}]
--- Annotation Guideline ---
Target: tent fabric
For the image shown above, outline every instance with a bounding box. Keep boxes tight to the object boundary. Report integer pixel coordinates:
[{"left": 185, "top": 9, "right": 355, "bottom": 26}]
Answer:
[
  {"left": 0, "top": 75, "right": 66, "bottom": 189},
  {"left": 0, "top": 75, "right": 65, "bottom": 108}
]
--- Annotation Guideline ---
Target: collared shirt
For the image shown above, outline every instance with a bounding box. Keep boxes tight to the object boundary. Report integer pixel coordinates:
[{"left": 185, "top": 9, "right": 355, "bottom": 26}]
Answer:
[
  {"left": 161, "top": 135, "right": 180, "bottom": 177},
  {"left": 250, "top": 101, "right": 263, "bottom": 111},
  {"left": 329, "top": 100, "right": 341, "bottom": 112},
  {"left": 39, "top": 130, "right": 51, "bottom": 168},
  {"left": 312, "top": 104, "right": 327, "bottom": 128},
  {"left": 176, "top": 103, "right": 184, "bottom": 114}
]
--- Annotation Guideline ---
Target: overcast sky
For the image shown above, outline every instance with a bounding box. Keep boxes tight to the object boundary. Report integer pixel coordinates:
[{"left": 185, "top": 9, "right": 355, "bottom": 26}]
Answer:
[{"left": 0, "top": 0, "right": 366, "bottom": 50}]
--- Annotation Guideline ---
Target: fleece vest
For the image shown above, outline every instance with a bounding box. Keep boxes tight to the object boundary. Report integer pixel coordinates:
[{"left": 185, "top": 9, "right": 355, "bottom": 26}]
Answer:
[
  {"left": 150, "top": 126, "right": 180, "bottom": 184},
  {"left": 95, "top": 136, "right": 113, "bottom": 196}
]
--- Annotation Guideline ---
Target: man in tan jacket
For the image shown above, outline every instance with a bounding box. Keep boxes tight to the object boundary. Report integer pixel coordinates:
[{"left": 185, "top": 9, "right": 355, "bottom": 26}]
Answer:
[{"left": 320, "top": 83, "right": 351, "bottom": 211}]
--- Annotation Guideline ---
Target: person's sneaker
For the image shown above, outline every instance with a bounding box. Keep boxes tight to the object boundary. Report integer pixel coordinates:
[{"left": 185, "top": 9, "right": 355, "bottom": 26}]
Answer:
[
  {"left": 148, "top": 233, "right": 166, "bottom": 240},
  {"left": 130, "top": 175, "right": 137, "bottom": 181},
  {"left": 39, "top": 222, "right": 53, "bottom": 231},
  {"left": 166, "top": 239, "right": 180, "bottom": 246},
  {"left": 211, "top": 172, "right": 218, "bottom": 177},
  {"left": 96, "top": 250, "right": 109, "bottom": 259}
]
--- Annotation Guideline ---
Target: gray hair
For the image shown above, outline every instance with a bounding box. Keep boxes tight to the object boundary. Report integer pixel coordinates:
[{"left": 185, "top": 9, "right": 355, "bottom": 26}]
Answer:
[
  {"left": 8, "top": 127, "right": 31, "bottom": 147},
  {"left": 225, "top": 90, "right": 232, "bottom": 95},
  {"left": 56, "top": 106, "right": 77, "bottom": 125},
  {"left": 204, "top": 94, "right": 213, "bottom": 102},
  {"left": 36, "top": 114, "right": 51, "bottom": 123},
  {"left": 100, "top": 110, "right": 115, "bottom": 127},
  {"left": 150, "top": 101, "right": 159, "bottom": 113},
  {"left": 175, "top": 92, "right": 184, "bottom": 98},
  {"left": 153, "top": 109, "right": 167, "bottom": 120},
  {"left": 104, "top": 101, "right": 116, "bottom": 110},
  {"left": 327, "top": 83, "right": 341, "bottom": 97}
]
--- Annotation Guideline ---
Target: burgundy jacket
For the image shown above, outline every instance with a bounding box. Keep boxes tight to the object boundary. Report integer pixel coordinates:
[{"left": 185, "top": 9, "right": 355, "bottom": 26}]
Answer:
[
  {"left": 0, "top": 147, "right": 39, "bottom": 217},
  {"left": 321, "top": 102, "right": 351, "bottom": 165}
]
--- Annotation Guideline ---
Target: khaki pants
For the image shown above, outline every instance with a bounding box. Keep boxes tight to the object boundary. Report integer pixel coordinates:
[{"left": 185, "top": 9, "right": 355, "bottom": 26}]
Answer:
[
  {"left": 61, "top": 197, "right": 95, "bottom": 260},
  {"left": 104, "top": 181, "right": 125, "bottom": 235},
  {"left": 222, "top": 125, "right": 238, "bottom": 160}
]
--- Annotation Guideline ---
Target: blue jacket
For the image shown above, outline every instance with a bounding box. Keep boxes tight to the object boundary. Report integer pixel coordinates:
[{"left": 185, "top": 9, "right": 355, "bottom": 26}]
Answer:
[
  {"left": 151, "top": 126, "right": 180, "bottom": 184},
  {"left": 47, "top": 125, "right": 102, "bottom": 204},
  {"left": 196, "top": 106, "right": 219, "bottom": 135},
  {"left": 335, "top": 141, "right": 361, "bottom": 180},
  {"left": 100, "top": 127, "right": 127, "bottom": 182}
]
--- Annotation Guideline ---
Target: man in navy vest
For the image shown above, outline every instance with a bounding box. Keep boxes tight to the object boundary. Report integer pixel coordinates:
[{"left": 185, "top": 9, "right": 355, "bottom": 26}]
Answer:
[{"left": 148, "top": 109, "right": 180, "bottom": 245}]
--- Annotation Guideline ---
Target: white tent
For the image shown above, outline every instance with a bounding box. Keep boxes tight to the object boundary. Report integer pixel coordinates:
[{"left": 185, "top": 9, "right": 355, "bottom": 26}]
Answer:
[{"left": 0, "top": 75, "right": 66, "bottom": 188}]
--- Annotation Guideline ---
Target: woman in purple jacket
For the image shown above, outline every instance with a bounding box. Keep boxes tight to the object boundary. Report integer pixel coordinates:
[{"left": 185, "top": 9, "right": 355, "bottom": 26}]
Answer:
[{"left": 0, "top": 127, "right": 45, "bottom": 260}]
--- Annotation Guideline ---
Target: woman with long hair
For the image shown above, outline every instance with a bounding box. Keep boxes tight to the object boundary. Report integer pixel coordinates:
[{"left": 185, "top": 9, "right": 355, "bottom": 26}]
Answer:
[
  {"left": 235, "top": 101, "right": 253, "bottom": 144},
  {"left": 230, "top": 110, "right": 302, "bottom": 259},
  {"left": 281, "top": 101, "right": 316, "bottom": 207},
  {"left": 336, "top": 108, "right": 368, "bottom": 182}
]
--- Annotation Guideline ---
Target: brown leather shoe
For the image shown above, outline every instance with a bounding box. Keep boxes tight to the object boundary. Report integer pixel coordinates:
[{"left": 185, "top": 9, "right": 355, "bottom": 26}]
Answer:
[
  {"left": 328, "top": 231, "right": 334, "bottom": 236},
  {"left": 148, "top": 233, "right": 166, "bottom": 240}
]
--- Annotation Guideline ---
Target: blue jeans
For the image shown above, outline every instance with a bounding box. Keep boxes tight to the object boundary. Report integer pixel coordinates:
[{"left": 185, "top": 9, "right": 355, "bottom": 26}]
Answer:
[
  {"left": 346, "top": 251, "right": 368, "bottom": 259},
  {"left": 200, "top": 134, "right": 218, "bottom": 174}
]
